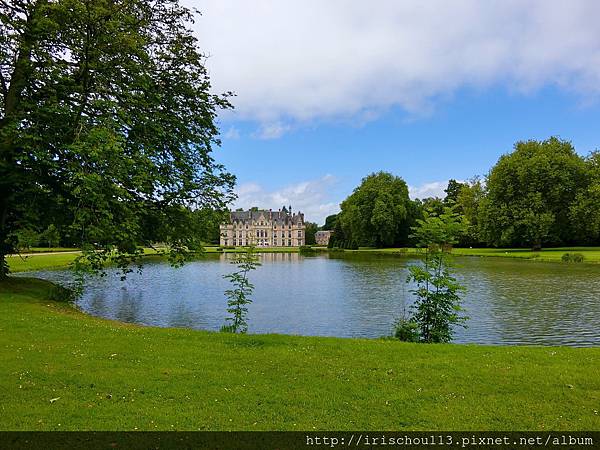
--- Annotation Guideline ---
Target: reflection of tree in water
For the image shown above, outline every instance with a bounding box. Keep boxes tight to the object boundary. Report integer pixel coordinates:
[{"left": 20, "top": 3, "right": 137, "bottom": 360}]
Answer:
[
  {"left": 167, "top": 300, "right": 199, "bottom": 329},
  {"left": 115, "top": 289, "right": 143, "bottom": 324}
]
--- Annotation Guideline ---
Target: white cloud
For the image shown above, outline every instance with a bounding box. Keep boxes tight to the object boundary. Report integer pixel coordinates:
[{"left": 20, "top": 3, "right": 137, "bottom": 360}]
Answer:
[
  {"left": 251, "top": 122, "right": 291, "bottom": 140},
  {"left": 233, "top": 175, "right": 340, "bottom": 225},
  {"left": 223, "top": 126, "right": 240, "bottom": 140},
  {"left": 189, "top": 0, "right": 600, "bottom": 130},
  {"left": 409, "top": 181, "right": 451, "bottom": 200}
]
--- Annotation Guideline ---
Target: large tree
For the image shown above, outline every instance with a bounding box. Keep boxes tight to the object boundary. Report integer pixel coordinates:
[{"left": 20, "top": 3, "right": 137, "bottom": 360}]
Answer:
[
  {"left": 455, "top": 177, "right": 485, "bottom": 246},
  {"left": 338, "top": 171, "right": 415, "bottom": 247},
  {"left": 478, "top": 137, "right": 587, "bottom": 249},
  {"left": 569, "top": 152, "right": 600, "bottom": 245},
  {"left": 0, "top": 0, "right": 235, "bottom": 276},
  {"left": 303, "top": 221, "right": 318, "bottom": 245},
  {"left": 443, "top": 179, "right": 467, "bottom": 206},
  {"left": 321, "top": 214, "right": 338, "bottom": 231}
]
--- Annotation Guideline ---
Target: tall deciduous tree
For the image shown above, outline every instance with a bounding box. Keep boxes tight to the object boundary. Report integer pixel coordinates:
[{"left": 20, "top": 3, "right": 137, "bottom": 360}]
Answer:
[
  {"left": 570, "top": 152, "right": 600, "bottom": 245},
  {"left": 322, "top": 214, "right": 338, "bottom": 231},
  {"left": 0, "top": 0, "right": 235, "bottom": 277},
  {"left": 338, "top": 172, "right": 415, "bottom": 247},
  {"left": 455, "top": 177, "right": 485, "bottom": 246},
  {"left": 444, "top": 179, "right": 467, "bottom": 206},
  {"left": 303, "top": 221, "right": 318, "bottom": 245},
  {"left": 478, "top": 137, "right": 587, "bottom": 249}
]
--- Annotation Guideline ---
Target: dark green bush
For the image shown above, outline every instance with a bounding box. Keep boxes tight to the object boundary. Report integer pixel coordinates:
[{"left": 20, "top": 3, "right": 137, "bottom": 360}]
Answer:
[
  {"left": 394, "top": 318, "right": 420, "bottom": 342},
  {"left": 562, "top": 252, "right": 584, "bottom": 263},
  {"left": 47, "top": 284, "right": 80, "bottom": 303}
]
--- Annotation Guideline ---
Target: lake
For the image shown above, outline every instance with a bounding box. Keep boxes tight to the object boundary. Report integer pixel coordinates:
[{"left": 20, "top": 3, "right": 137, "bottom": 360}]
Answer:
[{"left": 25, "top": 252, "right": 600, "bottom": 346}]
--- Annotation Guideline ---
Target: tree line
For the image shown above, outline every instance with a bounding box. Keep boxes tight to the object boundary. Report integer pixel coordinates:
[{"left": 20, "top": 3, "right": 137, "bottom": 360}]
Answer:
[{"left": 325, "top": 137, "right": 600, "bottom": 250}]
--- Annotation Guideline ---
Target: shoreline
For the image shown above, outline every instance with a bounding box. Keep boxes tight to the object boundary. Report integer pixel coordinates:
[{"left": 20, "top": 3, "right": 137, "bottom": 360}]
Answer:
[{"left": 7, "top": 245, "right": 600, "bottom": 274}]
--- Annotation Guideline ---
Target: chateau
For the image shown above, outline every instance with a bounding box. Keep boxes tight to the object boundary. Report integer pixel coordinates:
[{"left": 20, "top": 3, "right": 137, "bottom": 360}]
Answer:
[{"left": 220, "top": 206, "right": 305, "bottom": 247}]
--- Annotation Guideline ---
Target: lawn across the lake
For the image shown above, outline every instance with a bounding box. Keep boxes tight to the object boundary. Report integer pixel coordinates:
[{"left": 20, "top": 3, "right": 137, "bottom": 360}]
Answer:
[
  {"left": 1, "top": 277, "right": 599, "bottom": 430},
  {"left": 355, "top": 246, "right": 600, "bottom": 263},
  {"left": 7, "top": 246, "right": 600, "bottom": 274}
]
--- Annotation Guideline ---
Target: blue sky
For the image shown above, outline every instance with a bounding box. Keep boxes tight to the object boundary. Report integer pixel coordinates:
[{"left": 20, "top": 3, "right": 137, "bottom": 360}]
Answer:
[{"left": 189, "top": 1, "right": 600, "bottom": 225}]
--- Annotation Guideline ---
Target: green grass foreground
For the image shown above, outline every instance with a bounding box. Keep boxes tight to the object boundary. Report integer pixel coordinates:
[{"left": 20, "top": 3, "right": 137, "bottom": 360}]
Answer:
[{"left": 1, "top": 278, "right": 599, "bottom": 430}]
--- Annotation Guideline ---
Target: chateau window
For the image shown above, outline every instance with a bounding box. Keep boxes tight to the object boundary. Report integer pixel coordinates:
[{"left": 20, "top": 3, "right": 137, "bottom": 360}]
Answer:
[
  {"left": 288, "top": 240, "right": 292, "bottom": 246},
  {"left": 233, "top": 239, "right": 237, "bottom": 246},
  {"left": 288, "top": 231, "right": 291, "bottom": 238},
  {"left": 298, "top": 230, "right": 302, "bottom": 237}
]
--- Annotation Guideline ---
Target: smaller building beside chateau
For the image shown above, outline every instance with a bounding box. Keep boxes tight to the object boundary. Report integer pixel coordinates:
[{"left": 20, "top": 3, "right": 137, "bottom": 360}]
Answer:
[
  {"left": 220, "top": 206, "right": 305, "bottom": 247},
  {"left": 315, "top": 230, "right": 333, "bottom": 246}
]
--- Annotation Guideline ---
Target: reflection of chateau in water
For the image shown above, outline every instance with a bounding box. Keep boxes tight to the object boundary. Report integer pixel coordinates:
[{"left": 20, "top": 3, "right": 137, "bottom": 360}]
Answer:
[
  {"left": 228, "top": 252, "right": 302, "bottom": 263},
  {"left": 220, "top": 206, "right": 305, "bottom": 247}
]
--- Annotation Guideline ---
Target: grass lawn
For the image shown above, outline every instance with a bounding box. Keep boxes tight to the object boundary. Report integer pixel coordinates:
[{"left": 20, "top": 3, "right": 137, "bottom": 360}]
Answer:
[
  {"left": 8, "top": 246, "right": 600, "bottom": 275},
  {"left": 1, "top": 277, "right": 599, "bottom": 430},
  {"left": 8, "top": 246, "right": 304, "bottom": 273},
  {"left": 358, "top": 247, "right": 600, "bottom": 263},
  {"left": 7, "top": 252, "right": 82, "bottom": 273}
]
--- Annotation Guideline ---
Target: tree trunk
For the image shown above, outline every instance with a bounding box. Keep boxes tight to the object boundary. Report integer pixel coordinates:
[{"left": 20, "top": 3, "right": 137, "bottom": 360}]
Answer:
[{"left": 0, "top": 0, "right": 46, "bottom": 278}]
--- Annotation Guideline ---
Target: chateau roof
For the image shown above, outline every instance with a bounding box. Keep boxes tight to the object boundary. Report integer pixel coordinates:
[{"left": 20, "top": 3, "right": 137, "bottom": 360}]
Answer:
[{"left": 229, "top": 208, "right": 304, "bottom": 225}]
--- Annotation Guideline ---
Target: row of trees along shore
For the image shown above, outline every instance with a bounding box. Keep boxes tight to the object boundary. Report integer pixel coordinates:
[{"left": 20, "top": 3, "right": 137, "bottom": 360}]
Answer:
[{"left": 326, "top": 137, "right": 600, "bottom": 250}]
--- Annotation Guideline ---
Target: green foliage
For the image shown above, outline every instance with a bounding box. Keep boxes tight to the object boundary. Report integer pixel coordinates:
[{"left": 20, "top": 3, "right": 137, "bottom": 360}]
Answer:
[
  {"left": 561, "top": 252, "right": 584, "bottom": 263},
  {"left": 41, "top": 224, "right": 60, "bottom": 248},
  {"left": 444, "top": 179, "right": 467, "bottom": 206},
  {"left": 12, "top": 228, "right": 40, "bottom": 251},
  {"left": 417, "top": 197, "right": 445, "bottom": 217},
  {"left": 0, "top": 0, "right": 235, "bottom": 278},
  {"left": 304, "top": 221, "right": 319, "bottom": 245},
  {"left": 337, "top": 172, "right": 415, "bottom": 247},
  {"left": 299, "top": 245, "right": 316, "bottom": 255},
  {"left": 479, "top": 137, "right": 588, "bottom": 249},
  {"left": 569, "top": 152, "right": 600, "bottom": 245},
  {"left": 46, "top": 283, "right": 81, "bottom": 303},
  {"left": 322, "top": 214, "right": 338, "bottom": 231},
  {"left": 401, "top": 207, "right": 468, "bottom": 343},
  {"left": 222, "top": 246, "right": 261, "bottom": 333},
  {"left": 455, "top": 177, "right": 485, "bottom": 246},
  {"left": 393, "top": 318, "right": 420, "bottom": 342}
]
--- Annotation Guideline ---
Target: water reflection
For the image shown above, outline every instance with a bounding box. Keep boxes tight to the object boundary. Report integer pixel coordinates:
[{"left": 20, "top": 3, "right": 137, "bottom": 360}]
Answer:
[{"left": 22, "top": 252, "right": 600, "bottom": 346}]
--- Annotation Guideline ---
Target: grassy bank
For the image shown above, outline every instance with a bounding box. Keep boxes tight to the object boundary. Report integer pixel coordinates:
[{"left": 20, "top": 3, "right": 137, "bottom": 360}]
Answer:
[
  {"left": 1, "top": 277, "right": 599, "bottom": 430},
  {"left": 8, "top": 246, "right": 600, "bottom": 274},
  {"left": 7, "top": 246, "right": 303, "bottom": 273},
  {"left": 356, "top": 247, "right": 600, "bottom": 263}
]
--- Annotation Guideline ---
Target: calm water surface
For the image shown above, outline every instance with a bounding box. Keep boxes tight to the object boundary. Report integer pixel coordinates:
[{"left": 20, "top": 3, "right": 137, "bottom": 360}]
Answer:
[{"left": 26, "top": 253, "right": 600, "bottom": 346}]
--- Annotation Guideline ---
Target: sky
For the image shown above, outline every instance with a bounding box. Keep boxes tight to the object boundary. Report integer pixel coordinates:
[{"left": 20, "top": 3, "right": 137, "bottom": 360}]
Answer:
[{"left": 186, "top": 0, "right": 600, "bottom": 225}]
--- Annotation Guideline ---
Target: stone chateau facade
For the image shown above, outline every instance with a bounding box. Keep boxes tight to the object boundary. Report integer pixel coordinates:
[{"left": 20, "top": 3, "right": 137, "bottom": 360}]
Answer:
[
  {"left": 315, "top": 230, "right": 333, "bottom": 246},
  {"left": 220, "top": 206, "right": 305, "bottom": 247}
]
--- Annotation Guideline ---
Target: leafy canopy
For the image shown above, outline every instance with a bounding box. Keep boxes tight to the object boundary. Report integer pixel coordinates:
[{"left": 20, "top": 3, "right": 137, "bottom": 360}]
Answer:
[
  {"left": 0, "top": 0, "right": 235, "bottom": 276},
  {"left": 338, "top": 171, "right": 415, "bottom": 247},
  {"left": 478, "top": 137, "right": 587, "bottom": 249}
]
